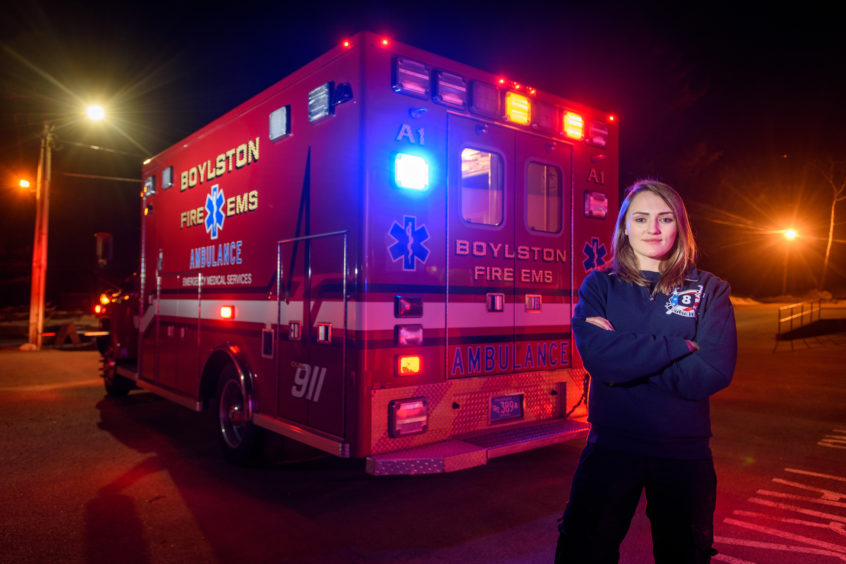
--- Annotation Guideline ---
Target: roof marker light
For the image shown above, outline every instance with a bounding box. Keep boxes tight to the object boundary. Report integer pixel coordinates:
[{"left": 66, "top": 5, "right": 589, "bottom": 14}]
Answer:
[
  {"left": 563, "top": 111, "right": 584, "bottom": 140},
  {"left": 505, "top": 91, "right": 531, "bottom": 125},
  {"left": 394, "top": 153, "right": 430, "bottom": 190}
]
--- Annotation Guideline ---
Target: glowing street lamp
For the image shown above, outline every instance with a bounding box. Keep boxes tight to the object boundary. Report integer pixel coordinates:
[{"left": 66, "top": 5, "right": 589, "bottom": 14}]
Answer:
[
  {"left": 784, "top": 228, "right": 797, "bottom": 240},
  {"left": 87, "top": 105, "right": 105, "bottom": 121}
]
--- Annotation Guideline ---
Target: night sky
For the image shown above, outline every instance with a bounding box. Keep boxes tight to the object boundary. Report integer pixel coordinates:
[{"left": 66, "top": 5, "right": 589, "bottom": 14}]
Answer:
[{"left": 2, "top": 1, "right": 845, "bottom": 307}]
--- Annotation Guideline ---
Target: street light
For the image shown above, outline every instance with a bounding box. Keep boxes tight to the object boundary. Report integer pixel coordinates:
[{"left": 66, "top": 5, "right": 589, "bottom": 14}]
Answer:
[
  {"left": 23, "top": 106, "right": 106, "bottom": 351},
  {"left": 87, "top": 105, "right": 105, "bottom": 121}
]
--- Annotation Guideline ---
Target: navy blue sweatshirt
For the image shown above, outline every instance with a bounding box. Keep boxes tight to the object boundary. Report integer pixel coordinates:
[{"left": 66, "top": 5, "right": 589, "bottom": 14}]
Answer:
[{"left": 573, "top": 267, "right": 737, "bottom": 459}]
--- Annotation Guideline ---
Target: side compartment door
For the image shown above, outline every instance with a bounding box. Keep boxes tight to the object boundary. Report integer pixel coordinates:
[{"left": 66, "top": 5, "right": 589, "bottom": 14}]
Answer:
[
  {"left": 277, "top": 232, "right": 347, "bottom": 437},
  {"left": 155, "top": 271, "right": 200, "bottom": 393},
  {"left": 447, "top": 115, "right": 516, "bottom": 378}
]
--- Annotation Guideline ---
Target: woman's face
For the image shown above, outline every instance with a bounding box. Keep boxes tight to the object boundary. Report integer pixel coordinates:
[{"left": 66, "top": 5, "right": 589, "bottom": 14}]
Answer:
[{"left": 624, "top": 190, "right": 678, "bottom": 271}]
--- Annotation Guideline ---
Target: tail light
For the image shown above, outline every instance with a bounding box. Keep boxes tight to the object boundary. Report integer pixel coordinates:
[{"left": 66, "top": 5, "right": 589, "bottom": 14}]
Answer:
[{"left": 388, "top": 398, "right": 428, "bottom": 437}]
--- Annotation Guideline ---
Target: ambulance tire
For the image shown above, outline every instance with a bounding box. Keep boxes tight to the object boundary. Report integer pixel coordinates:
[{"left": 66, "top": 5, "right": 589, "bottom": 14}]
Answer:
[
  {"left": 216, "top": 364, "right": 263, "bottom": 465},
  {"left": 102, "top": 344, "right": 133, "bottom": 397}
]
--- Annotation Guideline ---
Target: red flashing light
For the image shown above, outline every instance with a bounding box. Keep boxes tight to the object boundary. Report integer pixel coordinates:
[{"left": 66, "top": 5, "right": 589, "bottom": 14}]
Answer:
[
  {"left": 608, "top": 114, "right": 616, "bottom": 122},
  {"left": 219, "top": 305, "right": 235, "bottom": 319},
  {"left": 342, "top": 39, "right": 352, "bottom": 49},
  {"left": 380, "top": 37, "right": 390, "bottom": 47}
]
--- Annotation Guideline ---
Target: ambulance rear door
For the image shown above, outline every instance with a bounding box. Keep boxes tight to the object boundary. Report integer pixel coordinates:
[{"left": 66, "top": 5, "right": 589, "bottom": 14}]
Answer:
[{"left": 447, "top": 114, "right": 572, "bottom": 379}]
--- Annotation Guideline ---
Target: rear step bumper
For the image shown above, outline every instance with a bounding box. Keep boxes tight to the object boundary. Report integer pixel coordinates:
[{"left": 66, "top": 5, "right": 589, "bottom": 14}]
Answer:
[{"left": 366, "top": 419, "right": 589, "bottom": 475}]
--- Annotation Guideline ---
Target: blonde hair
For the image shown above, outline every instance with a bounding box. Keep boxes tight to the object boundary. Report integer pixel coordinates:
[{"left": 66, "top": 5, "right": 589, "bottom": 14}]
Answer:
[{"left": 611, "top": 180, "right": 697, "bottom": 295}]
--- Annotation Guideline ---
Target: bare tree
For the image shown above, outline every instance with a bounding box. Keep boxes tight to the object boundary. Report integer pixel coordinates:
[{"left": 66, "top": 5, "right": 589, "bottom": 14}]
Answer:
[{"left": 819, "top": 161, "right": 846, "bottom": 291}]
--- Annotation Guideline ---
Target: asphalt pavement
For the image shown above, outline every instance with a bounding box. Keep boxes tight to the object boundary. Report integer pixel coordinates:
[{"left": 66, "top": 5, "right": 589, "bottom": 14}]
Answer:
[{"left": 0, "top": 301, "right": 844, "bottom": 563}]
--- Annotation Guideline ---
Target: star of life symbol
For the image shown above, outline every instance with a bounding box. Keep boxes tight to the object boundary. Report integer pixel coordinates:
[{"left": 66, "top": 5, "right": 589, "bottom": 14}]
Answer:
[
  {"left": 583, "top": 237, "right": 607, "bottom": 271},
  {"left": 204, "top": 184, "right": 226, "bottom": 240},
  {"left": 666, "top": 285, "right": 703, "bottom": 317},
  {"left": 388, "top": 215, "right": 430, "bottom": 271}
]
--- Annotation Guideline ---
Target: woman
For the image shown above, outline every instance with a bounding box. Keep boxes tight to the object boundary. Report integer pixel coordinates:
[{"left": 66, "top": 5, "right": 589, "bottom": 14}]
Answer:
[{"left": 555, "top": 180, "right": 737, "bottom": 563}]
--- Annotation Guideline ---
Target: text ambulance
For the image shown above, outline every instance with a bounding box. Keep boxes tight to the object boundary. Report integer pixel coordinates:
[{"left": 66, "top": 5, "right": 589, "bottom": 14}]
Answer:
[{"left": 98, "top": 32, "right": 619, "bottom": 474}]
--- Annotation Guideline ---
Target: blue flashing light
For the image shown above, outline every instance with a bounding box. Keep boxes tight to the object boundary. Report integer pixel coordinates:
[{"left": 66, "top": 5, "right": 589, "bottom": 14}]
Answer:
[{"left": 394, "top": 153, "right": 430, "bottom": 191}]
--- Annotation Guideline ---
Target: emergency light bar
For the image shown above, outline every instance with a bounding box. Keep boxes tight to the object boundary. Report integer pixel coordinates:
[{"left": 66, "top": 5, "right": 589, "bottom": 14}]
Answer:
[
  {"left": 563, "top": 112, "right": 584, "bottom": 140},
  {"left": 389, "top": 57, "right": 614, "bottom": 149},
  {"left": 505, "top": 91, "right": 531, "bottom": 125},
  {"left": 393, "top": 57, "right": 430, "bottom": 99},
  {"left": 533, "top": 101, "right": 557, "bottom": 133},
  {"left": 434, "top": 70, "right": 467, "bottom": 109},
  {"left": 588, "top": 120, "right": 609, "bottom": 148},
  {"left": 470, "top": 80, "right": 499, "bottom": 118}
]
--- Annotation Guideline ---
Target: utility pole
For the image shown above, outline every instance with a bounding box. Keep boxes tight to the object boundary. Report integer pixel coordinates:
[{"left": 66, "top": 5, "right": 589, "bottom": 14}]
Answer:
[{"left": 25, "top": 121, "right": 55, "bottom": 350}]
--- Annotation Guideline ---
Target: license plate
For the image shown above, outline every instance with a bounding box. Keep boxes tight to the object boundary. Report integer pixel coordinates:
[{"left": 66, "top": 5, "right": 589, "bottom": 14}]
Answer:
[{"left": 491, "top": 394, "right": 524, "bottom": 423}]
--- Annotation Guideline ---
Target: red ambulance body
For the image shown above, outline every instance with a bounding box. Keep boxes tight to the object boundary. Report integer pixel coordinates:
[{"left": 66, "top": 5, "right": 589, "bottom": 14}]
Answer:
[{"left": 99, "top": 32, "right": 618, "bottom": 474}]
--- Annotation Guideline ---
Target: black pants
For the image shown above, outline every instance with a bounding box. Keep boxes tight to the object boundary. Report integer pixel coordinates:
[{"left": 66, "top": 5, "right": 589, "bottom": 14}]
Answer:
[{"left": 555, "top": 443, "right": 717, "bottom": 563}]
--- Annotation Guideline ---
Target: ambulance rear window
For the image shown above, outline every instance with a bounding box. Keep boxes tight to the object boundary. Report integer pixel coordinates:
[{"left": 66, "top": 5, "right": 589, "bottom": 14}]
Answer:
[
  {"left": 460, "top": 148, "right": 503, "bottom": 226},
  {"left": 526, "top": 162, "right": 562, "bottom": 233}
]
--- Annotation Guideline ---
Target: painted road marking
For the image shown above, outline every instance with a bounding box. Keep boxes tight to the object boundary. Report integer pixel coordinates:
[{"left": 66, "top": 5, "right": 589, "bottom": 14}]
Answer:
[
  {"left": 820, "top": 429, "right": 846, "bottom": 450},
  {"left": 716, "top": 429, "right": 846, "bottom": 562},
  {"left": 722, "top": 519, "right": 845, "bottom": 555},
  {"left": 747, "top": 497, "right": 846, "bottom": 523},
  {"left": 732, "top": 510, "right": 846, "bottom": 534},
  {"left": 712, "top": 553, "right": 757, "bottom": 563},
  {"left": 0, "top": 378, "right": 103, "bottom": 392},
  {"left": 714, "top": 535, "right": 846, "bottom": 561}
]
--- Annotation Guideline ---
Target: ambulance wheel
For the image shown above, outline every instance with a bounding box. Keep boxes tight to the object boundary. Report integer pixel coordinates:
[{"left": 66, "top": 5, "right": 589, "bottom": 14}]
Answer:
[
  {"left": 102, "top": 345, "right": 133, "bottom": 397},
  {"left": 216, "top": 364, "right": 262, "bottom": 464}
]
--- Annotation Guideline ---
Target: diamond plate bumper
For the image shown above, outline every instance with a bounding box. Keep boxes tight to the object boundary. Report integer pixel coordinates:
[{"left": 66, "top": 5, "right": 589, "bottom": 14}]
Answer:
[{"left": 365, "top": 418, "right": 589, "bottom": 475}]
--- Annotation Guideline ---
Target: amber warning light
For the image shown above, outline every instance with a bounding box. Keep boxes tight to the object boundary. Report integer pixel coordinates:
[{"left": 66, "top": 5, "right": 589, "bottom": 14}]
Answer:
[
  {"left": 397, "top": 355, "right": 422, "bottom": 376},
  {"left": 563, "top": 112, "right": 584, "bottom": 140}
]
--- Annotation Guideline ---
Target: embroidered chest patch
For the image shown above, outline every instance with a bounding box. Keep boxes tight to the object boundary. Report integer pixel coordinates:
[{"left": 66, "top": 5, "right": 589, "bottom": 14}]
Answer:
[{"left": 665, "top": 285, "right": 703, "bottom": 318}]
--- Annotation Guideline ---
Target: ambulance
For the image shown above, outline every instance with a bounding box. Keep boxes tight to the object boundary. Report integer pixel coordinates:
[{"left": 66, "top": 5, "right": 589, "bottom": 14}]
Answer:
[{"left": 97, "top": 31, "right": 618, "bottom": 474}]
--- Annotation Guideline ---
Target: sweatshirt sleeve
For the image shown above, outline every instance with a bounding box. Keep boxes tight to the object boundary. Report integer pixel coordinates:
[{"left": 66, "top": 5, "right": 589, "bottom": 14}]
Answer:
[
  {"left": 649, "top": 278, "right": 737, "bottom": 400},
  {"left": 573, "top": 272, "right": 694, "bottom": 385}
]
